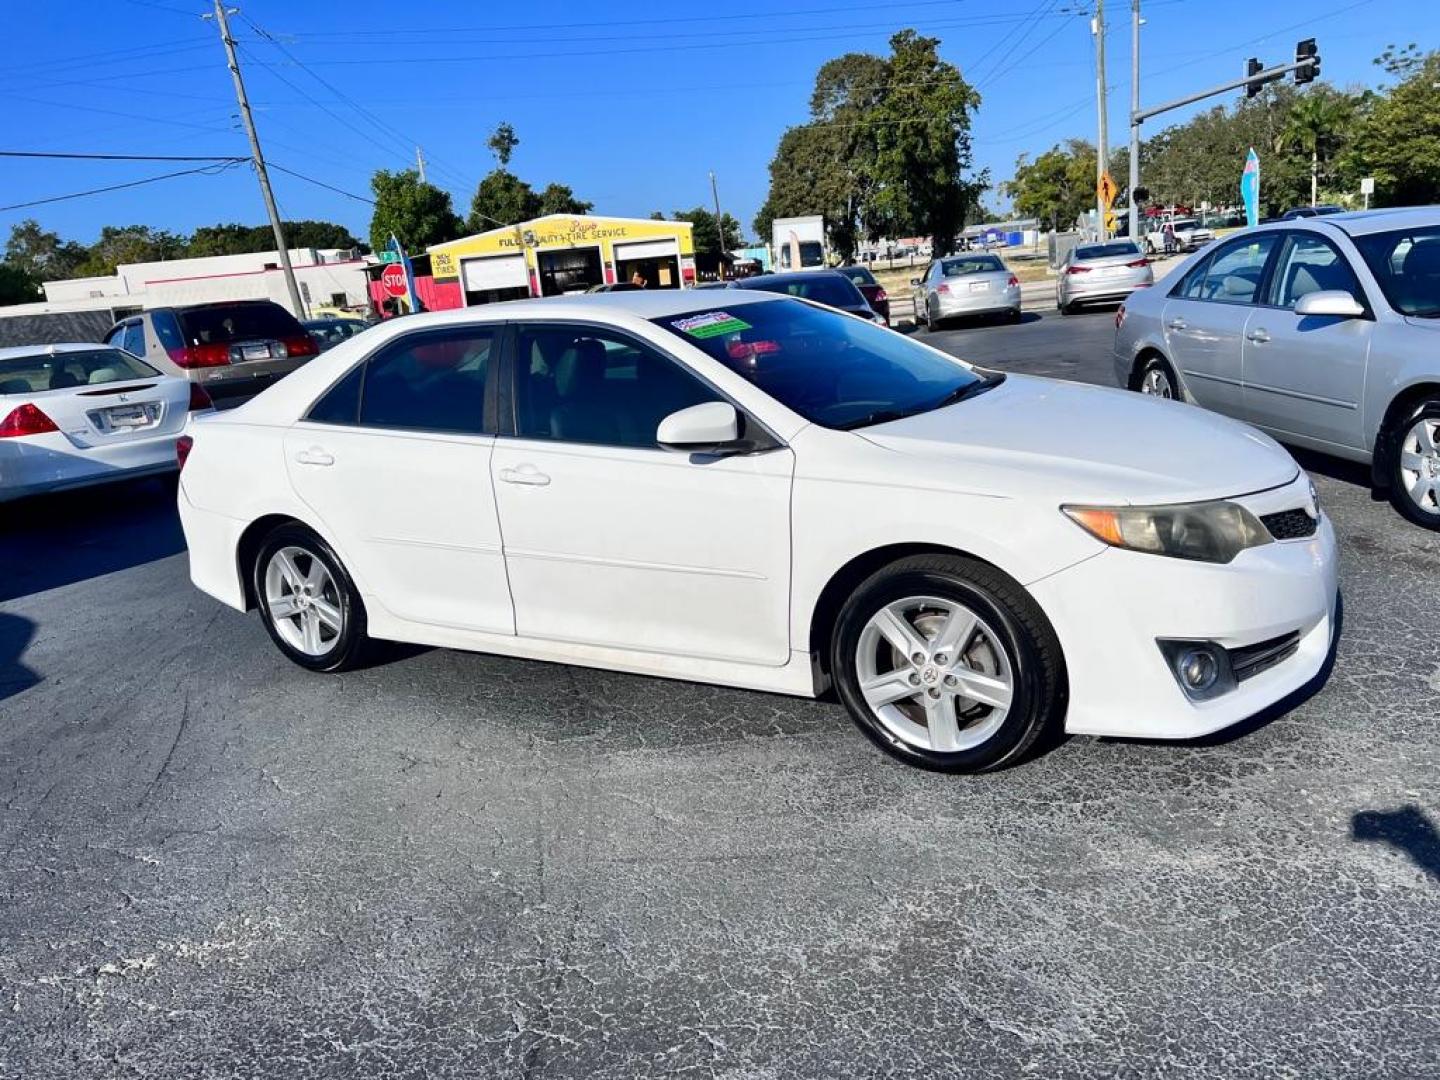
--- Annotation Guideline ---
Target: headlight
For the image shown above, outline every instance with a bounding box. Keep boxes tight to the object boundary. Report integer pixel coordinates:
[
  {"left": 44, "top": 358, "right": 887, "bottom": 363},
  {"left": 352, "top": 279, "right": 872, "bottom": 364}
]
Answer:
[{"left": 1062, "top": 500, "right": 1270, "bottom": 563}]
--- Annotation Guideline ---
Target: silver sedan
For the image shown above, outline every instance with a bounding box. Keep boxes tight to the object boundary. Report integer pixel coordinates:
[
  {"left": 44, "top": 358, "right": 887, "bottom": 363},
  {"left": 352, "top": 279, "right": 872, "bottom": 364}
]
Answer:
[
  {"left": 912, "top": 253, "right": 1022, "bottom": 329},
  {"left": 1112, "top": 207, "right": 1440, "bottom": 531},
  {"left": 1057, "top": 240, "right": 1154, "bottom": 314}
]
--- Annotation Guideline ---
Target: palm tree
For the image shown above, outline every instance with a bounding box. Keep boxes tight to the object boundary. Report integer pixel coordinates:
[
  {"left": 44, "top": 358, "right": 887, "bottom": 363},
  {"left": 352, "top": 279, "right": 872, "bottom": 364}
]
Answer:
[{"left": 1282, "top": 93, "right": 1354, "bottom": 206}]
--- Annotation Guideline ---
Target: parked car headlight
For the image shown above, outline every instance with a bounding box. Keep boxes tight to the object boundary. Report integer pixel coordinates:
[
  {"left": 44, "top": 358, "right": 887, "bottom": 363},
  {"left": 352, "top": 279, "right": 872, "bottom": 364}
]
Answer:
[{"left": 1062, "top": 500, "right": 1271, "bottom": 563}]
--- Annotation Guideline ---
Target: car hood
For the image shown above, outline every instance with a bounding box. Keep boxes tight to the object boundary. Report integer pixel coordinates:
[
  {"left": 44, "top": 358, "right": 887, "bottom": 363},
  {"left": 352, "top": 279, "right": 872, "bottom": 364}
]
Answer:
[{"left": 856, "top": 374, "right": 1298, "bottom": 505}]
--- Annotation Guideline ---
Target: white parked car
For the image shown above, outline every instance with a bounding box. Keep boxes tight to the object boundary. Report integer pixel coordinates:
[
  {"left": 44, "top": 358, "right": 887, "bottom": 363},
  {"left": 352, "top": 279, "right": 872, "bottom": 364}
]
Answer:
[
  {"left": 0, "top": 343, "right": 209, "bottom": 502},
  {"left": 1114, "top": 207, "right": 1440, "bottom": 529},
  {"left": 178, "top": 292, "right": 1338, "bottom": 772}
]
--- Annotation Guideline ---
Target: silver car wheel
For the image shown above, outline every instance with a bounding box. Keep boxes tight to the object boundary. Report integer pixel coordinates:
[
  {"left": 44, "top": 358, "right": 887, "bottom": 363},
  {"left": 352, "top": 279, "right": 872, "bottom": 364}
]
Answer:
[
  {"left": 263, "top": 545, "right": 343, "bottom": 656},
  {"left": 1140, "top": 366, "right": 1175, "bottom": 399},
  {"left": 854, "top": 595, "right": 1014, "bottom": 754},
  {"left": 1398, "top": 417, "right": 1440, "bottom": 517}
]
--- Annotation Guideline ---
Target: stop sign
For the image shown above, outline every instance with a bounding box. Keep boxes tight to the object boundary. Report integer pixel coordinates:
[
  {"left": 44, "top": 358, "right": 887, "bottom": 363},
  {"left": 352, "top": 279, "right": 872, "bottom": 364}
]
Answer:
[{"left": 380, "top": 262, "right": 407, "bottom": 298}]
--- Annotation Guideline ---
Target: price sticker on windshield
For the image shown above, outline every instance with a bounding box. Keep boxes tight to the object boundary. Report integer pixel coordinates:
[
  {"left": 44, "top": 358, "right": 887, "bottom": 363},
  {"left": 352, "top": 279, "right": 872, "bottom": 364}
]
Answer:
[{"left": 672, "top": 311, "right": 751, "bottom": 339}]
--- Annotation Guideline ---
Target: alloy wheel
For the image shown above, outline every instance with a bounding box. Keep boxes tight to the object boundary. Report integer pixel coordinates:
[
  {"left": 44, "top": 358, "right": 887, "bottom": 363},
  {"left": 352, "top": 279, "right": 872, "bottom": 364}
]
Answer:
[
  {"left": 263, "top": 545, "right": 344, "bottom": 656},
  {"left": 1140, "top": 366, "right": 1174, "bottom": 398},
  {"left": 1398, "top": 416, "right": 1440, "bottom": 517},
  {"left": 854, "top": 595, "right": 1014, "bottom": 753}
]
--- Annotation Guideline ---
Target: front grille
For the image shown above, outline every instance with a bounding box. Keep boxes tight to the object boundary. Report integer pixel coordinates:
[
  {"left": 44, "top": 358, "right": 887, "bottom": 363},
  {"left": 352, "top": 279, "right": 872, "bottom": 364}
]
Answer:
[
  {"left": 1261, "top": 508, "right": 1318, "bottom": 540},
  {"left": 1228, "top": 631, "right": 1301, "bottom": 683}
]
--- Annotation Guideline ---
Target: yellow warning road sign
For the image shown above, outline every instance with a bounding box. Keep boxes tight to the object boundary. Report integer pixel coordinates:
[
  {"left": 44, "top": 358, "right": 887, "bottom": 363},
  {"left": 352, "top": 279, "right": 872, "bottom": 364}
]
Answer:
[{"left": 1099, "top": 173, "right": 1118, "bottom": 208}]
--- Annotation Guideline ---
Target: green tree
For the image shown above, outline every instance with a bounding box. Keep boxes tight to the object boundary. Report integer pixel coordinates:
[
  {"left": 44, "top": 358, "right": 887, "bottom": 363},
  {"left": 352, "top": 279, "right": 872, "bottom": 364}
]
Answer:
[
  {"left": 5, "top": 219, "right": 87, "bottom": 281},
  {"left": 487, "top": 122, "right": 520, "bottom": 168},
  {"left": 1352, "top": 51, "right": 1440, "bottom": 206},
  {"left": 73, "top": 225, "right": 185, "bottom": 276},
  {"left": 534, "top": 183, "right": 593, "bottom": 216},
  {"left": 369, "top": 168, "right": 462, "bottom": 252},
  {"left": 1282, "top": 90, "right": 1356, "bottom": 207},
  {"left": 1002, "top": 140, "right": 1096, "bottom": 231},
  {"left": 666, "top": 207, "right": 743, "bottom": 257},
  {"left": 468, "top": 169, "right": 538, "bottom": 231},
  {"left": 0, "top": 263, "right": 41, "bottom": 306}
]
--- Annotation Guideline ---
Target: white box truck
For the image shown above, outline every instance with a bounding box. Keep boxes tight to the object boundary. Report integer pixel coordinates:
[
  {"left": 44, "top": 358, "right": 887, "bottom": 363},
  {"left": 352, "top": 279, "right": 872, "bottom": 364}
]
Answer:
[{"left": 771, "top": 216, "right": 828, "bottom": 272}]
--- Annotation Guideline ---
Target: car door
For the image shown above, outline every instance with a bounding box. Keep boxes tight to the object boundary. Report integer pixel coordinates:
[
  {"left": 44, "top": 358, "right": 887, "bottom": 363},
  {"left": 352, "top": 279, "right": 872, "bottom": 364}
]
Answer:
[
  {"left": 1160, "top": 232, "right": 1280, "bottom": 417},
  {"left": 490, "top": 321, "right": 794, "bottom": 666},
  {"left": 1241, "top": 230, "right": 1373, "bottom": 451},
  {"left": 283, "top": 324, "right": 514, "bottom": 634}
]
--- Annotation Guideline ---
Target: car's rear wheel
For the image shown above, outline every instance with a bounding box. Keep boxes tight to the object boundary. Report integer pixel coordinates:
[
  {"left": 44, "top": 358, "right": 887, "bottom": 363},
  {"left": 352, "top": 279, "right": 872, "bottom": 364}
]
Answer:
[
  {"left": 830, "top": 555, "right": 1065, "bottom": 773},
  {"left": 1137, "top": 355, "right": 1178, "bottom": 399},
  {"left": 253, "top": 524, "right": 370, "bottom": 671},
  {"left": 1387, "top": 400, "right": 1440, "bottom": 530}
]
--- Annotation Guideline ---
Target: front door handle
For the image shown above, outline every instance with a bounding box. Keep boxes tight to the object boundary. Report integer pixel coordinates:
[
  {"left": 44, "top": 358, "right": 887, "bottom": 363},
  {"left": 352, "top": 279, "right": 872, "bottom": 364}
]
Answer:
[
  {"left": 1166, "top": 317, "right": 1187, "bottom": 330},
  {"left": 498, "top": 465, "right": 551, "bottom": 487},
  {"left": 1246, "top": 327, "right": 1271, "bottom": 344},
  {"left": 295, "top": 446, "right": 334, "bottom": 466}
]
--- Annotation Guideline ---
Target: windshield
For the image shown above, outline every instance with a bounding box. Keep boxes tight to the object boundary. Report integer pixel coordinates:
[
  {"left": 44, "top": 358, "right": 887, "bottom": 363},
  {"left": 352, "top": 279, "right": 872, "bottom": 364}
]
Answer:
[
  {"left": 838, "top": 266, "right": 878, "bottom": 286},
  {"left": 940, "top": 256, "right": 1002, "bottom": 276},
  {"left": 742, "top": 275, "right": 864, "bottom": 310},
  {"left": 1353, "top": 225, "right": 1440, "bottom": 317},
  {"left": 177, "top": 301, "right": 303, "bottom": 346},
  {"left": 1075, "top": 242, "right": 1140, "bottom": 260},
  {"left": 0, "top": 347, "right": 158, "bottom": 394},
  {"left": 652, "top": 299, "right": 989, "bottom": 429}
]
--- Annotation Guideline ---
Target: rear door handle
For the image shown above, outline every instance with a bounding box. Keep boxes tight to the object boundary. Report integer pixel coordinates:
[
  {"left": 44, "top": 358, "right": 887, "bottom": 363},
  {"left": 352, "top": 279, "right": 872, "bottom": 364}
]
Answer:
[
  {"left": 295, "top": 446, "right": 334, "bottom": 466},
  {"left": 1246, "top": 327, "right": 1271, "bottom": 344},
  {"left": 498, "top": 465, "right": 550, "bottom": 487},
  {"left": 1166, "top": 317, "right": 1187, "bottom": 330}
]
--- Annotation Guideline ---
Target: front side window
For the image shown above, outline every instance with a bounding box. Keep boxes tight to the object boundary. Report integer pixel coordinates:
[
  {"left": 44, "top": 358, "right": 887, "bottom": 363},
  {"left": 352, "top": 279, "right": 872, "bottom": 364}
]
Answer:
[
  {"left": 513, "top": 324, "right": 718, "bottom": 448},
  {"left": 653, "top": 299, "right": 990, "bottom": 430},
  {"left": 1352, "top": 225, "right": 1440, "bottom": 317},
  {"left": 349, "top": 328, "right": 494, "bottom": 434},
  {"left": 1269, "top": 233, "right": 1364, "bottom": 310}
]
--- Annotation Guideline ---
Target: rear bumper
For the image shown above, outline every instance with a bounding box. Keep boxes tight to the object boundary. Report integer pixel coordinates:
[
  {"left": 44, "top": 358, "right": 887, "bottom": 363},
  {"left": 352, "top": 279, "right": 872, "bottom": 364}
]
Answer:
[
  {"left": 1031, "top": 486, "right": 1339, "bottom": 740},
  {"left": 1061, "top": 278, "right": 1152, "bottom": 304},
  {"left": 937, "top": 285, "right": 1021, "bottom": 316},
  {"left": 190, "top": 358, "right": 307, "bottom": 408},
  {"left": 0, "top": 431, "right": 179, "bottom": 502},
  {"left": 177, "top": 481, "right": 249, "bottom": 610}
]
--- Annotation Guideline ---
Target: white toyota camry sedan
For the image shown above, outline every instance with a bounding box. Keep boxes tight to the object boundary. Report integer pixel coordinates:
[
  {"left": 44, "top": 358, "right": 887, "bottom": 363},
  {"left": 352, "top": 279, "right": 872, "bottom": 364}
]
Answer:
[{"left": 178, "top": 291, "right": 1339, "bottom": 772}]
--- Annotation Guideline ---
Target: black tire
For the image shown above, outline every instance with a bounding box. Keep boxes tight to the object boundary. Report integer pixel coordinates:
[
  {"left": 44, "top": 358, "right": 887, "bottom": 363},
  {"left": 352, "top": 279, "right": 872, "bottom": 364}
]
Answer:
[
  {"left": 830, "top": 555, "right": 1066, "bottom": 773},
  {"left": 1135, "top": 354, "right": 1179, "bottom": 399},
  {"left": 252, "top": 523, "right": 370, "bottom": 672},
  {"left": 1384, "top": 398, "right": 1440, "bottom": 530},
  {"left": 1006, "top": 307, "right": 1022, "bottom": 324},
  {"left": 1059, "top": 300, "right": 1076, "bottom": 317}
]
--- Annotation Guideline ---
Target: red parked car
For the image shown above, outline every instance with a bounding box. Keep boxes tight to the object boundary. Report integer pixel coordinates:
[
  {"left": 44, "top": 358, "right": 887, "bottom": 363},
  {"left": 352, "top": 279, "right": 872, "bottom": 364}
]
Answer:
[{"left": 836, "top": 265, "right": 891, "bottom": 325}]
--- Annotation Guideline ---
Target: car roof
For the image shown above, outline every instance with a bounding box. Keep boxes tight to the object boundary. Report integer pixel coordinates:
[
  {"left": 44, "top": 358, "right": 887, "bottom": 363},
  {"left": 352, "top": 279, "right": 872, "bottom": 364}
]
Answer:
[
  {"left": 742, "top": 270, "right": 849, "bottom": 286},
  {"left": 1304, "top": 205, "right": 1440, "bottom": 236},
  {"left": 0, "top": 342, "right": 114, "bottom": 361},
  {"left": 342, "top": 289, "right": 789, "bottom": 331}
]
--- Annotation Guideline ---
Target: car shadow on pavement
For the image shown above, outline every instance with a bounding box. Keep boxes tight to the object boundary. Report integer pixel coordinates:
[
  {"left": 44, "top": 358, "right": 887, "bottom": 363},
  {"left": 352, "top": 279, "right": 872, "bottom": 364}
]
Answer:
[
  {"left": 0, "top": 476, "right": 186, "bottom": 602},
  {"left": 1352, "top": 805, "right": 1440, "bottom": 881},
  {"left": 0, "top": 612, "right": 40, "bottom": 703},
  {"left": 1286, "top": 446, "right": 1381, "bottom": 498}
]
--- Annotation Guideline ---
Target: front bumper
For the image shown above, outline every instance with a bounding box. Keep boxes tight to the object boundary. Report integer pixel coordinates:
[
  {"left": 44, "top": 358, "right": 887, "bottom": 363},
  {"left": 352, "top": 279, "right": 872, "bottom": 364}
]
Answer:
[{"left": 1030, "top": 479, "right": 1339, "bottom": 740}]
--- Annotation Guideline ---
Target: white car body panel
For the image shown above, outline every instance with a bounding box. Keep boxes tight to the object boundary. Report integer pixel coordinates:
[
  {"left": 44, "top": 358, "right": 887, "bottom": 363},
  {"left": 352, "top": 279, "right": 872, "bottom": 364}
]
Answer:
[{"left": 180, "top": 292, "right": 1339, "bottom": 742}]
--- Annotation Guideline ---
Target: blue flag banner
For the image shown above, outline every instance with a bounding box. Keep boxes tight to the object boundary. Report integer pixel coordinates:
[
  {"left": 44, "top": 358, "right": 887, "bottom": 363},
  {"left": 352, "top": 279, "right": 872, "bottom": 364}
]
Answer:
[{"left": 1240, "top": 148, "right": 1260, "bottom": 228}]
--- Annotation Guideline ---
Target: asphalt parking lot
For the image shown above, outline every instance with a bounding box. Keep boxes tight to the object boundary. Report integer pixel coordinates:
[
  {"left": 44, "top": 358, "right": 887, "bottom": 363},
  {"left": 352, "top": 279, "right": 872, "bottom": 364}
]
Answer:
[{"left": 2, "top": 306, "right": 1438, "bottom": 1078}]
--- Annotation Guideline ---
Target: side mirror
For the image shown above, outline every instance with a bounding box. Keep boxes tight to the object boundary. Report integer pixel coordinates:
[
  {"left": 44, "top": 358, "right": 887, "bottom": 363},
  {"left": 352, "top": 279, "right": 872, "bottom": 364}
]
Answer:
[
  {"left": 1294, "top": 290, "right": 1365, "bottom": 318},
  {"left": 657, "top": 401, "right": 741, "bottom": 451},
  {"left": 909, "top": 277, "right": 920, "bottom": 286}
]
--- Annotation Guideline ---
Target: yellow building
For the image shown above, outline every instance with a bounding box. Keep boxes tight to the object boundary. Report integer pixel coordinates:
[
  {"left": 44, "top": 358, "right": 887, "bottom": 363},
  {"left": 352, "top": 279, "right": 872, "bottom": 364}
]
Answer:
[{"left": 428, "top": 214, "right": 696, "bottom": 306}]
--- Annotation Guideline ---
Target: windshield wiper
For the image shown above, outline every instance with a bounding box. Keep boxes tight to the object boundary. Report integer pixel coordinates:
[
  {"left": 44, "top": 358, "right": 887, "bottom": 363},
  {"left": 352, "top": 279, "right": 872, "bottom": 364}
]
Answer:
[
  {"left": 928, "top": 371, "right": 1006, "bottom": 411},
  {"left": 837, "top": 408, "right": 912, "bottom": 430}
]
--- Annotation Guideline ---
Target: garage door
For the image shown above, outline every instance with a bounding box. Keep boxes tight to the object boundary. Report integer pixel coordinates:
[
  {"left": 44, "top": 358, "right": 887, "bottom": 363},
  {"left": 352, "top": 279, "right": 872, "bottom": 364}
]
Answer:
[
  {"left": 613, "top": 240, "right": 678, "bottom": 261},
  {"left": 462, "top": 254, "right": 528, "bottom": 292}
]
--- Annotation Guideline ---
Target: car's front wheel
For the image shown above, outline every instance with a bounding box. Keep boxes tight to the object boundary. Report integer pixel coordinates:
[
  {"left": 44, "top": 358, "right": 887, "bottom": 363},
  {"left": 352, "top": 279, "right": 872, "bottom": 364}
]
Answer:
[
  {"left": 1387, "top": 399, "right": 1440, "bottom": 530},
  {"left": 831, "top": 555, "right": 1065, "bottom": 773},
  {"left": 253, "top": 523, "right": 370, "bottom": 671}
]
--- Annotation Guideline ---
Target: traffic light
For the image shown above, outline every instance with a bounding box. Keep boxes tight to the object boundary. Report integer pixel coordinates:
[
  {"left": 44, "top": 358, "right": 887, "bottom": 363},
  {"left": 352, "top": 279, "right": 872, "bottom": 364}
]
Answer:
[
  {"left": 1295, "top": 38, "right": 1319, "bottom": 84},
  {"left": 1133, "top": 186, "right": 1150, "bottom": 205},
  {"left": 1245, "top": 57, "right": 1264, "bottom": 98}
]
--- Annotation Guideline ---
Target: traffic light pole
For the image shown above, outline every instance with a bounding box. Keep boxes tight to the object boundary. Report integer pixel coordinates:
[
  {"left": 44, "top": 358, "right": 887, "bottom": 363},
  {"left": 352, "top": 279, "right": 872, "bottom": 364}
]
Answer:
[
  {"left": 1128, "top": 0, "right": 1141, "bottom": 245},
  {"left": 1127, "top": 53, "right": 1317, "bottom": 236}
]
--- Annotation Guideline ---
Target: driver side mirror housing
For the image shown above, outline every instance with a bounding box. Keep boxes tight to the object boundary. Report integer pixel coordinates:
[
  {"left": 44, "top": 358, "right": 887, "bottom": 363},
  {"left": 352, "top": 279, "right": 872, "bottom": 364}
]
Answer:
[
  {"left": 1295, "top": 289, "right": 1365, "bottom": 318},
  {"left": 657, "top": 401, "right": 743, "bottom": 453},
  {"left": 909, "top": 277, "right": 921, "bottom": 286}
]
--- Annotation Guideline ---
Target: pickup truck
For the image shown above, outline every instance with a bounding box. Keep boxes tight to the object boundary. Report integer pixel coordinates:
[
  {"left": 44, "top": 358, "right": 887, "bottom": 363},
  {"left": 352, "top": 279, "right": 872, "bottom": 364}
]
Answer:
[{"left": 1144, "top": 217, "right": 1214, "bottom": 254}]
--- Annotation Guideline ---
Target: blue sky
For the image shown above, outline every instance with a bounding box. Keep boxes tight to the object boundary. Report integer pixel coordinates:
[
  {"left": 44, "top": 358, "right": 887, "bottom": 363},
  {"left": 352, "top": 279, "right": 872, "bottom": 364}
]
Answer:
[{"left": 2, "top": 0, "right": 1427, "bottom": 247}]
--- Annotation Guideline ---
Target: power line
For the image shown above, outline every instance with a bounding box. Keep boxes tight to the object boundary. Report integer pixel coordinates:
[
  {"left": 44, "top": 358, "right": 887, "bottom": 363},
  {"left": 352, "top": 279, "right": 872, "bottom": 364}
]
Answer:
[
  {"left": 118, "top": 0, "right": 206, "bottom": 16},
  {"left": 0, "top": 150, "right": 245, "bottom": 162},
  {"left": 267, "top": 162, "right": 375, "bottom": 205},
  {"left": 0, "top": 161, "right": 243, "bottom": 213}
]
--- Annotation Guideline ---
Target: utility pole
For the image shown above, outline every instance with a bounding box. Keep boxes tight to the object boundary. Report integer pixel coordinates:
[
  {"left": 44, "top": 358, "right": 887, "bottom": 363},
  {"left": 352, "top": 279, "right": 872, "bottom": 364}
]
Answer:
[
  {"left": 207, "top": 1, "right": 304, "bottom": 317},
  {"left": 709, "top": 170, "right": 728, "bottom": 279},
  {"left": 1128, "top": 0, "right": 1141, "bottom": 244},
  {"left": 1093, "top": 0, "right": 1109, "bottom": 240},
  {"left": 416, "top": 145, "right": 427, "bottom": 184}
]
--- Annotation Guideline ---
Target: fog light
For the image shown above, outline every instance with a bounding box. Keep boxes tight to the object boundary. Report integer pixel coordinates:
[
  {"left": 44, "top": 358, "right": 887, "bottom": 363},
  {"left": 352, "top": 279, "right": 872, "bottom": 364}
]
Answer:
[
  {"left": 1178, "top": 648, "right": 1218, "bottom": 692},
  {"left": 1156, "top": 639, "right": 1237, "bottom": 702}
]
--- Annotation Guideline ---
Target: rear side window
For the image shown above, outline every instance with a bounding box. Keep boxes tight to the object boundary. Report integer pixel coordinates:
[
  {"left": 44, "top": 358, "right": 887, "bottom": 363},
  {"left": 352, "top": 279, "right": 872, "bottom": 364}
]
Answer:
[
  {"left": 176, "top": 302, "right": 303, "bottom": 346},
  {"left": 150, "top": 310, "right": 184, "bottom": 353},
  {"left": 358, "top": 328, "right": 494, "bottom": 434},
  {"left": 306, "top": 364, "right": 364, "bottom": 425},
  {"left": 121, "top": 322, "right": 147, "bottom": 357},
  {"left": 1174, "top": 236, "right": 1277, "bottom": 303}
]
